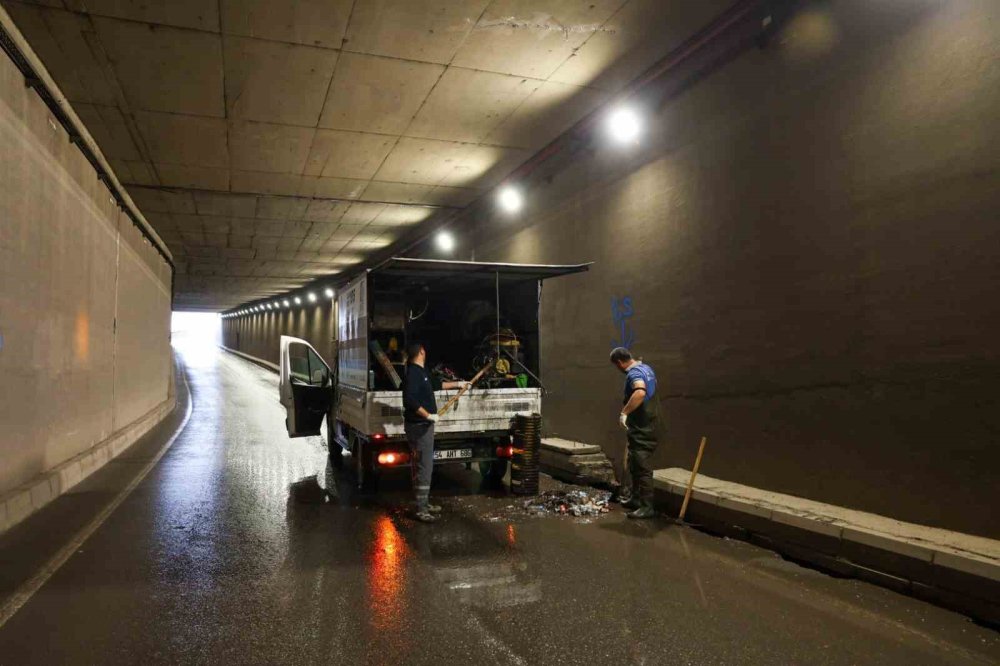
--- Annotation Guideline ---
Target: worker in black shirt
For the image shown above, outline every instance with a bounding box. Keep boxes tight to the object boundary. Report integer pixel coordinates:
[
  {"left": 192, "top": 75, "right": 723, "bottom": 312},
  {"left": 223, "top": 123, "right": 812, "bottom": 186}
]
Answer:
[{"left": 402, "top": 342, "right": 470, "bottom": 523}]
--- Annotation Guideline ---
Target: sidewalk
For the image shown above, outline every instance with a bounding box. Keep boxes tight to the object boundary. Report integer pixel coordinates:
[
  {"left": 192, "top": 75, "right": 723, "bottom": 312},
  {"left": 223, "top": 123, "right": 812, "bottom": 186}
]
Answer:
[{"left": 654, "top": 468, "right": 1000, "bottom": 626}]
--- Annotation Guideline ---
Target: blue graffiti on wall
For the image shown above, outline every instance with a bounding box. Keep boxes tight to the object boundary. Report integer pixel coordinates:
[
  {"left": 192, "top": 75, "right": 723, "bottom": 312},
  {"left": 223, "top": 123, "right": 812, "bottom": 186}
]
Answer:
[{"left": 611, "top": 296, "right": 635, "bottom": 350}]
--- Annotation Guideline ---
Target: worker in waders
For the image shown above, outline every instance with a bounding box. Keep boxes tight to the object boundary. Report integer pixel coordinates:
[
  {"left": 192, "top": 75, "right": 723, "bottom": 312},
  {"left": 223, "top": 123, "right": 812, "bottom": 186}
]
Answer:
[
  {"left": 611, "top": 347, "right": 659, "bottom": 519},
  {"left": 402, "top": 342, "right": 471, "bottom": 523}
]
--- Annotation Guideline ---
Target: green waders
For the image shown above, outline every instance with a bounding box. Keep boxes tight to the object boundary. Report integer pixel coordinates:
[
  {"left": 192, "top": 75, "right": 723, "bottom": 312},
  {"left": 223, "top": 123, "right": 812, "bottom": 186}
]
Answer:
[{"left": 625, "top": 397, "right": 659, "bottom": 509}]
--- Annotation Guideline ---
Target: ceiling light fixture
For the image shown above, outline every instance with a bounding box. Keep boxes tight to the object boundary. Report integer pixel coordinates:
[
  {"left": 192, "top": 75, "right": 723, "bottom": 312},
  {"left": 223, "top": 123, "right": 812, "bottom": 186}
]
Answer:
[
  {"left": 325, "top": 287, "right": 335, "bottom": 299},
  {"left": 283, "top": 299, "right": 290, "bottom": 308},
  {"left": 436, "top": 231, "right": 455, "bottom": 253},
  {"left": 307, "top": 292, "right": 316, "bottom": 303},
  {"left": 498, "top": 186, "right": 523, "bottom": 214},
  {"left": 607, "top": 106, "right": 641, "bottom": 144},
  {"left": 294, "top": 296, "right": 302, "bottom": 305}
]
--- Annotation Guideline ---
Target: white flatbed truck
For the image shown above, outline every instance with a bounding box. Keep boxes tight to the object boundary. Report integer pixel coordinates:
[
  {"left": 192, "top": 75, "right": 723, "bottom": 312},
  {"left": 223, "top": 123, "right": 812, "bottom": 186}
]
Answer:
[{"left": 279, "top": 258, "right": 588, "bottom": 488}]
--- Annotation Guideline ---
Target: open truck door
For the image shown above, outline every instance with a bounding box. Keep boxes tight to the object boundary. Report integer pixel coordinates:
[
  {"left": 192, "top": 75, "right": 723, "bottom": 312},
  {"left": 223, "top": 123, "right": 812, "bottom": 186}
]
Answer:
[{"left": 279, "top": 335, "right": 333, "bottom": 437}]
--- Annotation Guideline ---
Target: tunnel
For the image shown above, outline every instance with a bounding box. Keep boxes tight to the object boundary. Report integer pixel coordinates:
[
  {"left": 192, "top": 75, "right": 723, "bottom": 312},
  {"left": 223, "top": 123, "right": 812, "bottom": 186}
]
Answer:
[{"left": 0, "top": 1, "right": 998, "bottom": 662}]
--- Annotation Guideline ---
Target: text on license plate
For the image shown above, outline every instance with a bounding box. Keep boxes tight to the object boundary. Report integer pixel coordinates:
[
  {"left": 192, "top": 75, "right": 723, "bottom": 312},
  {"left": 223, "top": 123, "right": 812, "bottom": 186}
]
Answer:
[{"left": 434, "top": 448, "right": 472, "bottom": 460}]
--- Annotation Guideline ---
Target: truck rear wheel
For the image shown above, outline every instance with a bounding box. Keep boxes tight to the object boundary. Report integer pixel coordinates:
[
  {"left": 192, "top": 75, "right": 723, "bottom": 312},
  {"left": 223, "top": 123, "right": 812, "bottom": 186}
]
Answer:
[
  {"left": 327, "top": 415, "right": 344, "bottom": 469},
  {"left": 479, "top": 460, "right": 508, "bottom": 487},
  {"left": 353, "top": 435, "right": 378, "bottom": 491}
]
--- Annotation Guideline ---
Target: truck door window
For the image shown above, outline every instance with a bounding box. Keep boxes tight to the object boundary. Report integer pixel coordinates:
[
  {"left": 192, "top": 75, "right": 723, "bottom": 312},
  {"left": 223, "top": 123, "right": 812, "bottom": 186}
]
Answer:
[
  {"left": 306, "top": 347, "right": 330, "bottom": 386},
  {"left": 288, "top": 343, "right": 310, "bottom": 383}
]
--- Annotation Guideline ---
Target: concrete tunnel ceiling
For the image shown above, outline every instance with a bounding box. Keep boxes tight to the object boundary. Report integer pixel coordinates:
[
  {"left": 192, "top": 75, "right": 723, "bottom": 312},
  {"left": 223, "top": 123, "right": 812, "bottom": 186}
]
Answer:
[{"left": 4, "top": 0, "right": 728, "bottom": 310}]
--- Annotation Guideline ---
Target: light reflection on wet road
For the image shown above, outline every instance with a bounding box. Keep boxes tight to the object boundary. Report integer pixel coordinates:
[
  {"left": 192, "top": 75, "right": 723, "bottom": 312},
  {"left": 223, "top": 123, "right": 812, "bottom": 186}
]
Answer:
[{"left": 0, "top": 345, "right": 997, "bottom": 665}]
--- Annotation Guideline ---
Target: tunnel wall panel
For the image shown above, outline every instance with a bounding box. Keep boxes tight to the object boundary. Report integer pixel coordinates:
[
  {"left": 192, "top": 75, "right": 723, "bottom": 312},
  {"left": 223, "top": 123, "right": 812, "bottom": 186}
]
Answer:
[
  {"left": 0, "top": 42, "right": 172, "bottom": 496},
  {"left": 222, "top": 302, "right": 336, "bottom": 371},
  {"left": 459, "top": 0, "right": 1000, "bottom": 537}
]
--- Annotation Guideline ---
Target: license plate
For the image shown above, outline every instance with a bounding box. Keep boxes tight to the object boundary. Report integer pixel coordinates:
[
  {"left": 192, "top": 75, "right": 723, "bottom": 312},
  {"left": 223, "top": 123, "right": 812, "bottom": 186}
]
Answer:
[{"left": 434, "top": 448, "right": 472, "bottom": 460}]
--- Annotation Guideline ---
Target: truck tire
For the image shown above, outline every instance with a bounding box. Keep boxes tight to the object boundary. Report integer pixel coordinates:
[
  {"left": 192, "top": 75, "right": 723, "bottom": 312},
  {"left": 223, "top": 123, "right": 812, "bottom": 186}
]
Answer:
[
  {"left": 353, "top": 435, "right": 378, "bottom": 491},
  {"left": 479, "top": 460, "right": 508, "bottom": 487}
]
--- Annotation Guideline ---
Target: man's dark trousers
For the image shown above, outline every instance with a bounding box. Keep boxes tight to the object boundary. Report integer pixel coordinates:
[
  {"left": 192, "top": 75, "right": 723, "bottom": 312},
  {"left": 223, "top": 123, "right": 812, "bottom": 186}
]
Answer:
[
  {"left": 625, "top": 399, "right": 659, "bottom": 509},
  {"left": 404, "top": 421, "right": 434, "bottom": 512}
]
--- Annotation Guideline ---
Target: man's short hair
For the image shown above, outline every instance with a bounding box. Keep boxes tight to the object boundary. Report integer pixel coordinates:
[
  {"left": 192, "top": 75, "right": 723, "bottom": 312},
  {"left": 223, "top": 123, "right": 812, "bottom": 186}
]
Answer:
[
  {"left": 405, "top": 341, "right": 425, "bottom": 361},
  {"left": 610, "top": 347, "right": 632, "bottom": 364}
]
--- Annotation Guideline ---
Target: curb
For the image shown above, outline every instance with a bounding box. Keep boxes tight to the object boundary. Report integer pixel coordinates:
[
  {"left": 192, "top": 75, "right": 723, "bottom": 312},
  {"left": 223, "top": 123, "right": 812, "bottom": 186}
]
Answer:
[
  {"left": 653, "top": 468, "right": 1000, "bottom": 626},
  {"left": 220, "top": 345, "right": 279, "bottom": 373},
  {"left": 0, "top": 395, "right": 176, "bottom": 536}
]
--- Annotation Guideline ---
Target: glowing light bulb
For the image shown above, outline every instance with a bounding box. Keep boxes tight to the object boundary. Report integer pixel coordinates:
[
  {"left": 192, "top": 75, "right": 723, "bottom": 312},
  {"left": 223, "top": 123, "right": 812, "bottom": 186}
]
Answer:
[{"left": 607, "top": 106, "right": 641, "bottom": 144}]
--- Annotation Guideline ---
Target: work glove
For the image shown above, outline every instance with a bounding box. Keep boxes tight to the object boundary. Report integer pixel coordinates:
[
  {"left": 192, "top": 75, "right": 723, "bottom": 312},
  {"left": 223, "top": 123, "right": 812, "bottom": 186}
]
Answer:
[
  {"left": 619, "top": 412, "right": 628, "bottom": 429},
  {"left": 427, "top": 413, "right": 439, "bottom": 423}
]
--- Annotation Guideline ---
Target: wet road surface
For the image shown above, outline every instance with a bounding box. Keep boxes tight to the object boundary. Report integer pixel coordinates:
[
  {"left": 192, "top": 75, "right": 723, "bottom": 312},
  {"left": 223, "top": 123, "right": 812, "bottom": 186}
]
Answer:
[{"left": 0, "top": 343, "right": 997, "bottom": 665}]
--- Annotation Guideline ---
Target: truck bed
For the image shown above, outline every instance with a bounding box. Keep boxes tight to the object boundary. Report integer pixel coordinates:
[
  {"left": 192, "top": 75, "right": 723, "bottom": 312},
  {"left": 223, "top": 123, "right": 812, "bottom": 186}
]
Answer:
[{"left": 338, "top": 385, "right": 541, "bottom": 437}]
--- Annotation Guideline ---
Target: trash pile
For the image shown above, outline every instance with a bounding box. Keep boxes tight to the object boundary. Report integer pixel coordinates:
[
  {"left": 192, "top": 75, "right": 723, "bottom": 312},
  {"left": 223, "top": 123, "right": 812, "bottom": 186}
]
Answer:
[{"left": 522, "top": 489, "right": 611, "bottom": 517}]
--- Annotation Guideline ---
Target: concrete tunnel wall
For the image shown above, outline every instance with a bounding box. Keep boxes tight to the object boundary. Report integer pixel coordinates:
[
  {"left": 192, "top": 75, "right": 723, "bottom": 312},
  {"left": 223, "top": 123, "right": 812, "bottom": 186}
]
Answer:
[
  {"left": 222, "top": 300, "right": 336, "bottom": 371},
  {"left": 459, "top": 0, "right": 1000, "bottom": 539},
  {"left": 0, "top": 43, "right": 173, "bottom": 498},
  {"left": 220, "top": 0, "right": 999, "bottom": 538}
]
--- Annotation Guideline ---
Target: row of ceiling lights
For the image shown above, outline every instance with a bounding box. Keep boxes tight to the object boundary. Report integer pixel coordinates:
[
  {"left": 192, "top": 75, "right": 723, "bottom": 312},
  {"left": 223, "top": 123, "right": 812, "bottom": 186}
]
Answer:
[
  {"left": 433, "top": 105, "right": 642, "bottom": 252},
  {"left": 224, "top": 107, "right": 643, "bottom": 315},
  {"left": 222, "top": 286, "right": 336, "bottom": 318}
]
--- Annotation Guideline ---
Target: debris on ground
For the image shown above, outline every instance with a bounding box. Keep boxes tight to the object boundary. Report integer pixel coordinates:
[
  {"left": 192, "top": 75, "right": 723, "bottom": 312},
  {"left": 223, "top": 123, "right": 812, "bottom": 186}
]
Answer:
[{"left": 521, "top": 489, "right": 611, "bottom": 517}]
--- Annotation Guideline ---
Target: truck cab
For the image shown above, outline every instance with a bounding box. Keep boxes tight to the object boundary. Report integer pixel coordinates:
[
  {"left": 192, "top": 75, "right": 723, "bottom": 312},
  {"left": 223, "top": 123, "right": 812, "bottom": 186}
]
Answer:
[{"left": 279, "top": 258, "right": 588, "bottom": 489}]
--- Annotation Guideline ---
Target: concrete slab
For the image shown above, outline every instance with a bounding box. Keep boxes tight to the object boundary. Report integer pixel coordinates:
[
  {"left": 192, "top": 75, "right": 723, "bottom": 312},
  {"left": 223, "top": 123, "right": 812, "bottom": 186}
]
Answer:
[
  {"left": 407, "top": 67, "right": 542, "bottom": 143},
  {"left": 935, "top": 551, "right": 1000, "bottom": 584},
  {"left": 230, "top": 171, "right": 304, "bottom": 197},
  {"left": 155, "top": 164, "right": 230, "bottom": 190},
  {"left": 127, "top": 186, "right": 197, "bottom": 214},
  {"left": 194, "top": 192, "right": 258, "bottom": 218},
  {"left": 549, "top": 0, "right": 728, "bottom": 90},
  {"left": 842, "top": 525, "right": 935, "bottom": 562},
  {"left": 271, "top": 220, "right": 314, "bottom": 238},
  {"left": 229, "top": 121, "right": 314, "bottom": 174},
  {"left": 330, "top": 224, "right": 365, "bottom": 240},
  {"left": 427, "top": 185, "right": 480, "bottom": 206},
  {"left": 113, "top": 160, "right": 157, "bottom": 186},
  {"left": 255, "top": 195, "right": 309, "bottom": 221},
  {"left": 73, "top": 103, "right": 141, "bottom": 161},
  {"left": 371, "top": 204, "right": 433, "bottom": 226},
  {"left": 93, "top": 17, "right": 224, "bottom": 117},
  {"left": 135, "top": 111, "right": 229, "bottom": 169},
  {"left": 71, "top": 0, "right": 220, "bottom": 31},
  {"left": 223, "top": 36, "right": 337, "bottom": 126},
  {"left": 297, "top": 175, "right": 368, "bottom": 200},
  {"left": 540, "top": 437, "right": 602, "bottom": 455},
  {"left": 220, "top": 0, "right": 352, "bottom": 49},
  {"left": 538, "top": 450, "right": 610, "bottom": 473},
  {"left": 653, "top": 468, "right": 1000, "bottom": 595},
  {"left": 304, "top": 130, "right": 396, "bottom": 180},
  {"left": 344, "top": 0, "right": 489, "bottom": 65},
  {"left": 318, "top": 52, "right": 444, "bottom": 135},
  {"left": 452, "top": 0, "right": 621, "bottom": 79},
  {"left": 338, "top": 202, "right": 384, "bottom": 226},
  {"left": 362, "top": 181, "right": 435, "bottom": 205},
  {"left": 485, "top": 80, "right": 607, "bottom": 150},
  {"left": 303, "top": 200, "right": 350, "bottom": 223},
  {"left": 375, "top": 137, "right": 523, "bottom": 188},
  {"left": 4, "top": 3, "right": 119, "bottom": 105}
]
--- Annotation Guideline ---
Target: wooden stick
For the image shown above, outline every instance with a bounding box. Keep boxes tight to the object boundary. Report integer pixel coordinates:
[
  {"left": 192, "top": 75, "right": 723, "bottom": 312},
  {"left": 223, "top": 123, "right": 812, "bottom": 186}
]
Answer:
[
  {"left": 678, "top": 436, "right": 708, "bottom": 522},
  {"left": 437, "top": 361, "right": 492, "bottom": 416},
  {"left": 369, "top": 340, "right": 402, "bottom": 388}
]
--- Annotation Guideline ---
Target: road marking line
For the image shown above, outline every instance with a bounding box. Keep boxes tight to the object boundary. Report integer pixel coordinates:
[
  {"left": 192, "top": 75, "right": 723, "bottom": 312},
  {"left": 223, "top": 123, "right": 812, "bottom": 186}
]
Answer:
[{"left": 0, "top": 360, "right": 194, "bottom": 629}]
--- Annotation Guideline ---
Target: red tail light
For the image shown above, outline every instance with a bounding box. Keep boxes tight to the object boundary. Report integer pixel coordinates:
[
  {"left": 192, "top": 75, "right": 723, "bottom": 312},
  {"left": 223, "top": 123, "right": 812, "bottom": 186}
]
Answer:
[
  {"left": 371, "top": 433, "right": 385, "bottom": 441},
  {"left": 496, "top": 445, "right": 514, "bottom": 458},
  {"left": 377, "top": 452, "right": 408, "bottom": 466}
]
